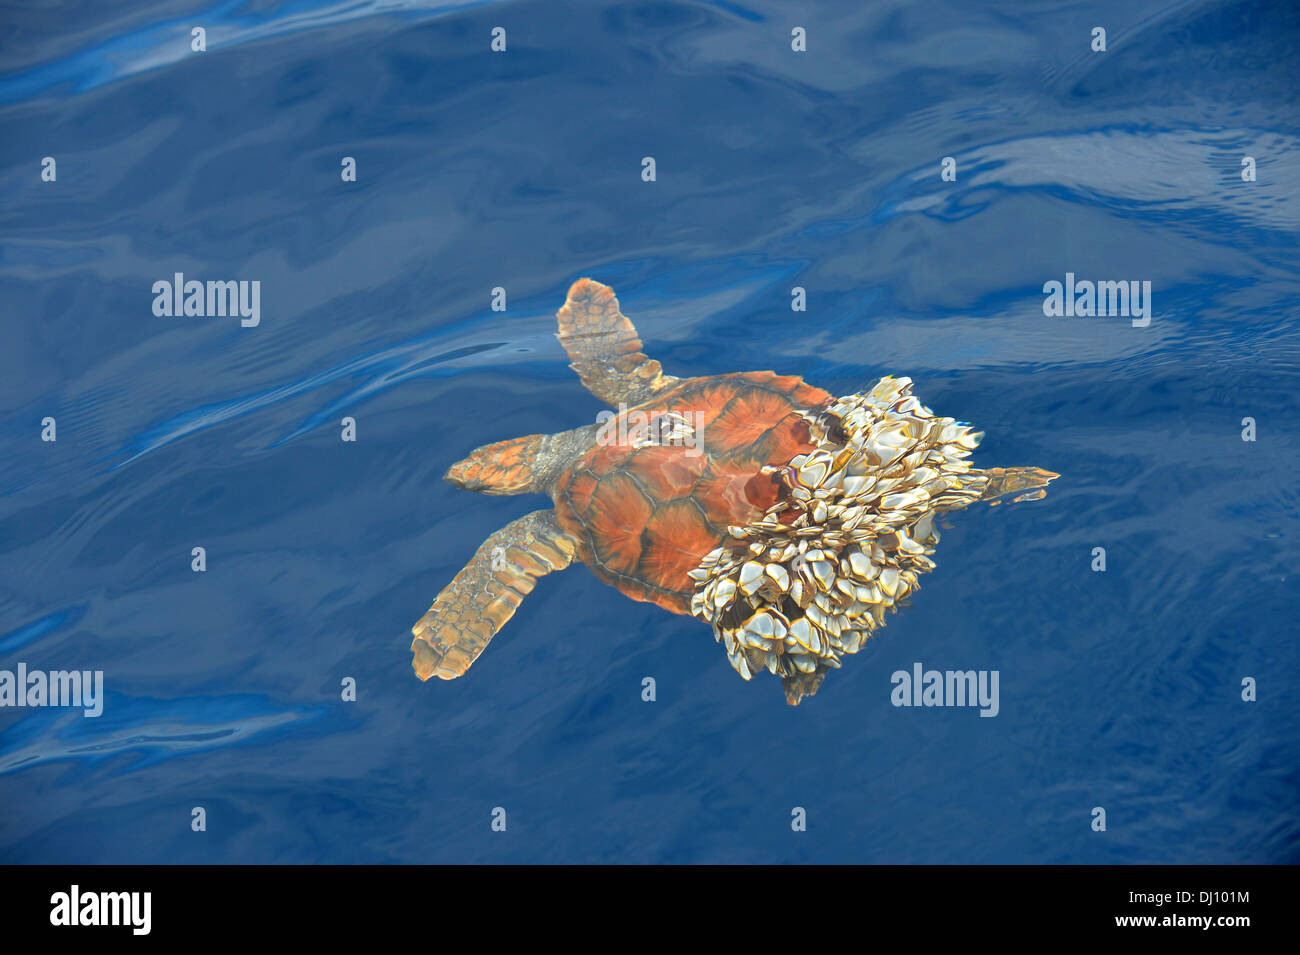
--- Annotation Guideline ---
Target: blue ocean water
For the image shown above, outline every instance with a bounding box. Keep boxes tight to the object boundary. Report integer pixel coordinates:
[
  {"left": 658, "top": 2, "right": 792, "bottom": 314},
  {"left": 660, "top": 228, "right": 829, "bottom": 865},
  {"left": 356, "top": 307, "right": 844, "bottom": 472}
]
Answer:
[{"left": 1, "top": 0, "right": 1297, "bottom": 864}]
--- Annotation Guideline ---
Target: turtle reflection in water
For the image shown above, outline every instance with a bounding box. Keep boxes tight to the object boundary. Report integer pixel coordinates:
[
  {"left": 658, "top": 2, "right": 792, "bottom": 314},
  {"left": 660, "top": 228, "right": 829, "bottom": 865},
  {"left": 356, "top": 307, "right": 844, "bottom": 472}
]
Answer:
[{"left": 411, "top": 279, "right": 1057, "bottom": 704}]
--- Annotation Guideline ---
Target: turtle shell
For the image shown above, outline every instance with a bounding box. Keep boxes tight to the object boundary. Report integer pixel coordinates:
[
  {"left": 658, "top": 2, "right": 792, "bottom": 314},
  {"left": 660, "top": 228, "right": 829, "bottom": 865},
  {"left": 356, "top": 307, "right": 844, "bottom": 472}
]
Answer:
[{"left": 554, "top": 371, "right": 832, "bottom": 614}]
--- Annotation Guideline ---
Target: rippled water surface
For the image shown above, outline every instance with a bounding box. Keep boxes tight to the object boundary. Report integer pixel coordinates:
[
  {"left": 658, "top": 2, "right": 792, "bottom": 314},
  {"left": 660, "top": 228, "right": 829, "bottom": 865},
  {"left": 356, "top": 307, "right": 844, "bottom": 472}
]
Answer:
[{"left": 1, "top": 0, "right": 1297, "bottom": 863}]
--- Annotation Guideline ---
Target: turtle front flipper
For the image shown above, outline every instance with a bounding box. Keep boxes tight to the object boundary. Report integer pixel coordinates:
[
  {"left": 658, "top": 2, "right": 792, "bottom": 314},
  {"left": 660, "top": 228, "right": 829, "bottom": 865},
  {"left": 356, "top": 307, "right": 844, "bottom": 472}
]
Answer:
[
  {"left": 411, "top": 509, "right": 577, "bottom": 681},
  {"left": 556, "top": 278, "right": 680, "bottom": 408}
]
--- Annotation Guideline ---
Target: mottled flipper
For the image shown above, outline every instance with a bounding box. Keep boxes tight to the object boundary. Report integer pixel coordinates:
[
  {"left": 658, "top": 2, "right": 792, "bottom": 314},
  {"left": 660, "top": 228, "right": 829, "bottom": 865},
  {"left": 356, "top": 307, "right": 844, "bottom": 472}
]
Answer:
[
  {"left": 556, "top": 278, "right": 679, "bottom": 408},
  {"left": 411, "top": 510, "right": 577, "bottom": 681},
  {"left": 977, "top": 466, "right": 1060, "bottom": 505},
  {"left": 782, "top": 669, "right": 828, "bottom": 706}
]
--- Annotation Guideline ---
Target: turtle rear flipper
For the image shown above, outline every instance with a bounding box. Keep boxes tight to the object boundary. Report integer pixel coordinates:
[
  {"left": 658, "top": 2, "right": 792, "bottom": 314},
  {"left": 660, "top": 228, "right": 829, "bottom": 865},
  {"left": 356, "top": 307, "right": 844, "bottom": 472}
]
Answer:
[
  {"left": 556, "top": 278, "right": 680, "bottom": 408},
  {"left": 411, "top": 510, "right": 577, "bottom": 680},
  {"left": 782, "top": 668, "right": 828, "bottom": 706},
  {"left": 977, "top": 466, "right": 1060, "bottom": 506}
]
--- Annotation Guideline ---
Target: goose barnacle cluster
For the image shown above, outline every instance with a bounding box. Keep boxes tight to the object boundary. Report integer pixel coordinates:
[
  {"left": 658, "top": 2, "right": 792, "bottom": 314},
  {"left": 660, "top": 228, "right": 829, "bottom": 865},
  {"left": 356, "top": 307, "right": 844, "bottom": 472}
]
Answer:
[{"left": 687, "top": 376, "right": 992, "bottom": 704}]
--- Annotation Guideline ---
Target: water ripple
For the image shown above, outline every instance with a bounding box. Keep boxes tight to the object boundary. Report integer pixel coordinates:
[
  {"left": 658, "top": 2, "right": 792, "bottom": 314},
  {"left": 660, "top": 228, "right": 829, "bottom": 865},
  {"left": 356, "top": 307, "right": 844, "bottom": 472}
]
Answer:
[{"left": 0, "top": 0, "right": 497, "bottom": 106}]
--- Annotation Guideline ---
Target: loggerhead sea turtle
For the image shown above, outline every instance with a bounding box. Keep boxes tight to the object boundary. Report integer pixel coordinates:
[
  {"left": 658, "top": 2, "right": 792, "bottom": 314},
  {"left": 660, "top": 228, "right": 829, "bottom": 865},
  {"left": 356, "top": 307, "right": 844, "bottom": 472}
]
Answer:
[{"left": 411, "top": 279, "right": 1057, "bottom": 704}]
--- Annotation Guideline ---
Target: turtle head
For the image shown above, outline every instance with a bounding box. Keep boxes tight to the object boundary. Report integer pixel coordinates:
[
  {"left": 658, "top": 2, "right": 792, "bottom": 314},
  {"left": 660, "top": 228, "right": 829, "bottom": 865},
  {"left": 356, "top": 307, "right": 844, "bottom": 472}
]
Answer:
[{"left": 444, "top": 434, "right": 548, "bottom": 496}]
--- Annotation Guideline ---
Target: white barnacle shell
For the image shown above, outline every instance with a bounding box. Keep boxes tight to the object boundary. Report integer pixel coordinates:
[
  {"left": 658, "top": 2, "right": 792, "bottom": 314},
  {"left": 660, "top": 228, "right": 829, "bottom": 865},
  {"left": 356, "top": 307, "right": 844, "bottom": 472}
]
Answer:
[
  {"left": 878, "top": 567, "right": 900, "bottom": 598},
  {"left": 787, "top": 616, "right": 815, "bottom": 651},
  {"left": 846, "top": 550, "right": 873, "bottom": 578},
  {"left": 789, "top": 578, "right": 805, "bottom": 607},
  {"left": 738, "top": 561, "right": 765, "bottom": 595},
  {"left": 791, "top": 654, "right": 818, "bottom": 673},
  {"left": 806, "top": 559, "right": 831, "bottom": 589},
  {"left": 726, "top": 645, "right": 753, "bottom": 680}
]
